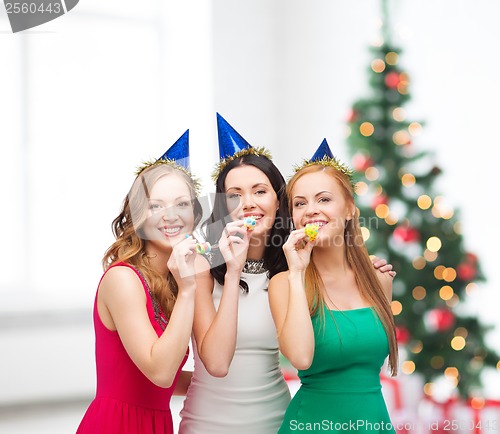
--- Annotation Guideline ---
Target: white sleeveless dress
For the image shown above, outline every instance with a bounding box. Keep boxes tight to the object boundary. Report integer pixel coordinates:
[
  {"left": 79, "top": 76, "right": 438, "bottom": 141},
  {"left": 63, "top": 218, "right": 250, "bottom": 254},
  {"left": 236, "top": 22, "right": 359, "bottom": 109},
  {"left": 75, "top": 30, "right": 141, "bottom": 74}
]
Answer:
[{"left": 178, "top": 271, "right": 291, "bottom": 434}]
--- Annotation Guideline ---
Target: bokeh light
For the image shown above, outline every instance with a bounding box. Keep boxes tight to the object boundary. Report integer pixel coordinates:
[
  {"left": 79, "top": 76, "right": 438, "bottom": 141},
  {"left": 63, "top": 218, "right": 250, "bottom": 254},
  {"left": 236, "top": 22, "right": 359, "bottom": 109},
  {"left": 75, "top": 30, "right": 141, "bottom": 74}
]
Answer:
[
  {"left": 371, "top": 59, "right": 386, "bottom": 73},
  {"left": 360, "top": 122, "right": 375, "bottom": 136}
]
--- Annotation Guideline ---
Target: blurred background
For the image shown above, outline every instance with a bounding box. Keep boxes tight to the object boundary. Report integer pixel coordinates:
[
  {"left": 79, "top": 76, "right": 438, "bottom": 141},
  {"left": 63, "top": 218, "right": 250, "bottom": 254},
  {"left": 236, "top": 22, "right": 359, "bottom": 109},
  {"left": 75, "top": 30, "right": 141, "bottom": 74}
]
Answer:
[{"left": 1, "top": 0, "right": 499, "bottom": 432}]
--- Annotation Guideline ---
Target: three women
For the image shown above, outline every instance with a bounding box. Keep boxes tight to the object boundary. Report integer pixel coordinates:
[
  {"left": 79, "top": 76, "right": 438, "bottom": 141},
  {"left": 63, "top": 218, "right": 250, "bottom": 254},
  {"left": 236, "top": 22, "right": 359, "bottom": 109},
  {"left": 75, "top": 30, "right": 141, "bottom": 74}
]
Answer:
[{"left": 77, "top": 118, "right": 397, "bottom": 434}]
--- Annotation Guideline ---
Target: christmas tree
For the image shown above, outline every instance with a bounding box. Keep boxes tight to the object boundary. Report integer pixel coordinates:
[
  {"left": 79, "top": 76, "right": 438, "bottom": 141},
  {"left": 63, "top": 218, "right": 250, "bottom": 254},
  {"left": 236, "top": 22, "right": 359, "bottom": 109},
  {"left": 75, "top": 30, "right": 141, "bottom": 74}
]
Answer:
[{"left": 345, "top": 5, "right": 499, "bottom": 399}]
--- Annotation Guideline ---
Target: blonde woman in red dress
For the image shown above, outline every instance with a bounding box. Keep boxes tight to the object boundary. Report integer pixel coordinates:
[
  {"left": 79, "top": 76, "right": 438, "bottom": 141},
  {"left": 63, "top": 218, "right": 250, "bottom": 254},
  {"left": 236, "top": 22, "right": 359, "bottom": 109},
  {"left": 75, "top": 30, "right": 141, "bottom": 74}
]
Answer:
[{"left": 76, "top": 132, "right": 211, "bottom": 434}]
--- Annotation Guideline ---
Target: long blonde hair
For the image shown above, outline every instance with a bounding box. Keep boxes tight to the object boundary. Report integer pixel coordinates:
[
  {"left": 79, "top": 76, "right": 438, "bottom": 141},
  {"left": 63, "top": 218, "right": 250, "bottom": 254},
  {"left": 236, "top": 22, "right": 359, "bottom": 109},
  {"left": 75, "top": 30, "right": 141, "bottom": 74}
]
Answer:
[
  {"left": 287, "top": 164, "right": 398, "bottom": 376},
  {"left": 102, "top": 164, "right": 202, "bottom": 318}
]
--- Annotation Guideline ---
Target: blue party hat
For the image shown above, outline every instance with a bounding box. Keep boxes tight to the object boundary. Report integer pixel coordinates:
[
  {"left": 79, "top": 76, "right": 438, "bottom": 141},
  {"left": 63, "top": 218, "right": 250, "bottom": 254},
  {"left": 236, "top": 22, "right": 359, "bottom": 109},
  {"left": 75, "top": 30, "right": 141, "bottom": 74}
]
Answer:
[
  {"left": 212, "top": 113, "right": 272, "bottom": 181},
  {"left": 159, "top": 129, "right": 190, "bottom": 169},
  {"left": 291, "top": 138, "right": 354, "bottom": 189},
  {"left": 310, "top": 138, "right": 334, "bottom": 161},
  {"left": 134, "top": 129, "right": 201, "bottom": 194},
  {"left": 216, "top": 113, "right": 252, "bottom": 159}
]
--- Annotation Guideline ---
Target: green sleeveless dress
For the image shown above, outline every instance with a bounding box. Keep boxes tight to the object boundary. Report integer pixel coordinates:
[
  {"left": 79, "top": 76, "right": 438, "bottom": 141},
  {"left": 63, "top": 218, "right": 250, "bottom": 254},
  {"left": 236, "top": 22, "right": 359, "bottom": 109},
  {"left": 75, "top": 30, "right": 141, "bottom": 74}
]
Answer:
[{"left": 278, "top": 306, "right": 395, "bottom": 433}]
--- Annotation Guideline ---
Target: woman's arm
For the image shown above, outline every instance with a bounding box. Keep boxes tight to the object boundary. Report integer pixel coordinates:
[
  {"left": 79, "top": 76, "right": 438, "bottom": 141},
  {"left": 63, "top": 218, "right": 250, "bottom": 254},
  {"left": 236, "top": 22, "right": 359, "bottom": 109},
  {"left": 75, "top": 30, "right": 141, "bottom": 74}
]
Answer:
[
  {"left": 192, "top": 221, "right": 249, "bottom": 377},
  {"left": 98, "top": 236, "right": 199, "bottom": 388},
  {"left": 98, "top": 265, "right": 195, "bottom": 388},
  {"left": 268, "top": 229, "right": 315, "bottom": 370},
  {"left": 192, "top": 269, "right": 240, "bottom": 377},
  {"left": 268, "top": 271, "right": 314, "bottom": 371}
]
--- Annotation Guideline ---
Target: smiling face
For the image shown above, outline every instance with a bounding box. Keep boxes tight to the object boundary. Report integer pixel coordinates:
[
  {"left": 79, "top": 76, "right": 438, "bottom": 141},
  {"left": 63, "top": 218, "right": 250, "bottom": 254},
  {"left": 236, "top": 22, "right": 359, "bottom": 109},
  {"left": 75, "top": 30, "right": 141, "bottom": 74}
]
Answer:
[
  {"left": 224, "top": 164, "right": 279, "bottom": 238},
  {"left": 142, "top": 173, "right": 195, "bottom": 253},
  {"left": 290, "top": 170, "right": 354, "bottom": 247}
]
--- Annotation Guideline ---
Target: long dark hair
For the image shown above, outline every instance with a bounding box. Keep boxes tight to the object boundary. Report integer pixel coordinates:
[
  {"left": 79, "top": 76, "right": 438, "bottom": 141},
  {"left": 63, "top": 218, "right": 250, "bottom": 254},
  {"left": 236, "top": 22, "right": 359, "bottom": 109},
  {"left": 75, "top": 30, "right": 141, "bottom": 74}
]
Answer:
[{"left": 201, "top": 154, "right": 290, "bottom": 292}]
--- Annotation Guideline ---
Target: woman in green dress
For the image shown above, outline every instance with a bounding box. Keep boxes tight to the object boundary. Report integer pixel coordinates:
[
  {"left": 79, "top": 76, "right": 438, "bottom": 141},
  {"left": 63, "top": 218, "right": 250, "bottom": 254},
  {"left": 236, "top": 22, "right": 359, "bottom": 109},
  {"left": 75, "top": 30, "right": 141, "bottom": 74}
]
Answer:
[{"left": 269, "top": 140, "right": 398, "bottom": 433}]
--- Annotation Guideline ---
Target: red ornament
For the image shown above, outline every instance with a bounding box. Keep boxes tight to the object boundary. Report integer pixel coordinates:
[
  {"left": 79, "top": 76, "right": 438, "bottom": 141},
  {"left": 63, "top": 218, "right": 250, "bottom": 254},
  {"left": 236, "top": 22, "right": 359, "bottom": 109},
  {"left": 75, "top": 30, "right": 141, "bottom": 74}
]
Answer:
[
  {"left": 281, "top": 369, "right": 298, "bottom": 381},
  {"left": 465, "top": 252, "right": 478, "bottom": 264},
  {"left": 352, "top": 153, "right": 373, "bottom": 172},
  {"left": 347, "top": 109, "right": 359, "bottom": 123},
  {"left": 372, "top": 194, "right": 388, "bottom": 209},
  {"left": 396, "top": 326, "right": 410, "bottom": 345},
  {"left": 385, "top": 72, "right": 400, "bottom": 89},
  {"left": 457, "top": 263, "right": 477, "bottom": 281},
  {"left": 425, "top": 308, "right": 455, "bottom": 332},
  {"left": 393, "top": 226, "right": 420, "bottom": 243}
]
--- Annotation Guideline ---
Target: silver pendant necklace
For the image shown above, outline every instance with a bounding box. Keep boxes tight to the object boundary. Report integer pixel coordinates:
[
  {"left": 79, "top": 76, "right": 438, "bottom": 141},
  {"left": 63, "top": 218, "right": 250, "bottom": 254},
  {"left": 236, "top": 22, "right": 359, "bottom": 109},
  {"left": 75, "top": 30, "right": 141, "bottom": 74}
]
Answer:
[{"left": 242, "top": 259, "right": 266, "bottom": 274}]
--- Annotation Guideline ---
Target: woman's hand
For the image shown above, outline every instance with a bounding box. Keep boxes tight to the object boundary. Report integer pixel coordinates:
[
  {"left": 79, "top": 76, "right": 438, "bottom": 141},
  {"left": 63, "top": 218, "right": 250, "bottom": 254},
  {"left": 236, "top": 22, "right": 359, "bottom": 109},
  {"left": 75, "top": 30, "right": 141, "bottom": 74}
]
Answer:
[
  {"left": 370, "top": 255, "right": 396, "bottom": 278},
  {"left": 218, "top": 221, "right": 250, "bottom": 274},
  {"left": 167, "top": 235, "right": 198, "bottom": 289},
  {"left": 282, "top": 229, "right": 315, "bottom": 274}
]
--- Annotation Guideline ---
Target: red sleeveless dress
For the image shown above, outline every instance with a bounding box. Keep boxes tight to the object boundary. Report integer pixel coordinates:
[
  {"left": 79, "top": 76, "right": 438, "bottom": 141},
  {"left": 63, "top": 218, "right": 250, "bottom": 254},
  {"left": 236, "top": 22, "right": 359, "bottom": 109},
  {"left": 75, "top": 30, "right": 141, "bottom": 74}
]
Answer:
[{"left": 76, "top": 262, "right": 188, "bottom": 434}]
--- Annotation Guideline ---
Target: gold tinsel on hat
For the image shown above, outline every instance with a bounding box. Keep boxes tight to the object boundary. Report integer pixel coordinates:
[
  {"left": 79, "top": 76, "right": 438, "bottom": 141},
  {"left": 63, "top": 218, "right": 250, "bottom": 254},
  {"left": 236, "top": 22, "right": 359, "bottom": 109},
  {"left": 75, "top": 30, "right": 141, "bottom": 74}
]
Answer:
[
  {"left": 135, "top": 158, "right": 202, "bottom": 196},
  {"left": 291, "top": 155, "right": 357, "bottom": 192},
  {"left": 211, "top": 146, "right": 272, "bottom": 181}
]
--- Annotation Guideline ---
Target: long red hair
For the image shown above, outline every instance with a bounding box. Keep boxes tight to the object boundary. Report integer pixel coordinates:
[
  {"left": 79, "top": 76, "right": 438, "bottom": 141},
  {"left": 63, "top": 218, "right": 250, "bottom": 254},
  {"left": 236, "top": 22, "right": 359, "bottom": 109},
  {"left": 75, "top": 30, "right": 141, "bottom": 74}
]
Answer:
[
  {"left": 287, "top": 164, "right": 398, "bottom": 376},
  {"left": 102, "top": 164, "right": 202, "bottom": 318}
]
